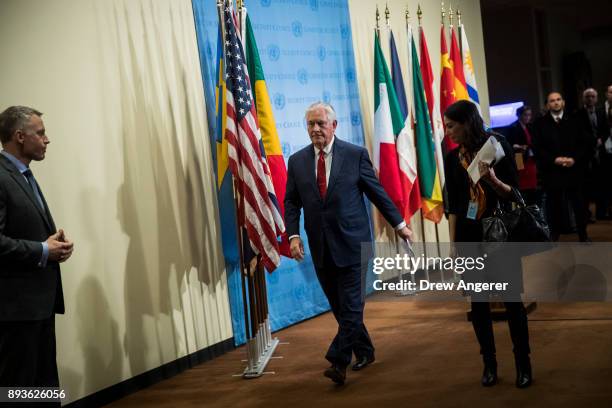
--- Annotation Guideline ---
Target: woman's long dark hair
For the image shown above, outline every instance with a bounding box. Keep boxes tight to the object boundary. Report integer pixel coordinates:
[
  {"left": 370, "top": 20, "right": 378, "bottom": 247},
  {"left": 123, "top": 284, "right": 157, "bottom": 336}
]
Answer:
[{"left": 444, "top": 100, "right": 489, "bottom": 152}]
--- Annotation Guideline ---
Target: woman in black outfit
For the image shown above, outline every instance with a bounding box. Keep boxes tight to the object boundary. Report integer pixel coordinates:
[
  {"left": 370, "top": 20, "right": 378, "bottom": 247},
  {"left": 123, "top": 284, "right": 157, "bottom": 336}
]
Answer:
[{"left": 443, "top": 100, "right": 532, "bottom": 388}]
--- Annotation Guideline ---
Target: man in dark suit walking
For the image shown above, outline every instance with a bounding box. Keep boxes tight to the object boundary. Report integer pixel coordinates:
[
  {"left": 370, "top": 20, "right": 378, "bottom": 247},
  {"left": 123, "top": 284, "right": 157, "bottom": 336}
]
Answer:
[
  {"left": 532, "top": 92, "right": 590, "bottom": 241},
  {"left": 0, "top": 106, "right": 74, "bottom": 393},
  {"left": 576, "top": 88, "right": 611, "bottom": 220},
  {"left": 284, "top": 102, "right": 411, "bottom": 385}
]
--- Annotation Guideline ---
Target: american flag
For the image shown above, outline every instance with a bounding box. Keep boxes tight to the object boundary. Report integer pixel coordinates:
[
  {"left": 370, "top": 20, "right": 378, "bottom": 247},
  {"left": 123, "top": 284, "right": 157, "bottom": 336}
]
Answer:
[{"left": 222, "top": 4, "right": 285, "bottom": 271}]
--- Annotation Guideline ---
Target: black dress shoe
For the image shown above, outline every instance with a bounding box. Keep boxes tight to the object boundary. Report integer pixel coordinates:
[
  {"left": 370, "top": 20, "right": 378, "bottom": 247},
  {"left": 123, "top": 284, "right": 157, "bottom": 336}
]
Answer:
[
  {"left": 481, "top": 357, "right": 498, "bottom": 387},
  {"left": 515, "top": 355, "right": 532, "bottom": 388},
  {"left": 352, "top": 355, "right": 375, "bottom": 371},
  {"left": 324, "top": 365, "right": 346, "bottom": 385}
]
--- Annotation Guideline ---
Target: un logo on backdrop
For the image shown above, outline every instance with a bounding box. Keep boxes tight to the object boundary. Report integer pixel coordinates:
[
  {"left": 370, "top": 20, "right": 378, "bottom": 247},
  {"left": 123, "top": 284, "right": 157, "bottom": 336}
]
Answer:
[
  {"left": 292, "top": 21, "right": 303, "bottom": 37},
  {"left": 297, "top": 69, "right": 308, "bottom": 85},
  {"left": 309, "top": 0, "right": 319, "bottom": 11},
  {"left": 340, "top": 24, "right": 350, "bottom": 40},
  {"left": 351, "top": 111, "right": 362, "bottom": 126},
  {"left": 292, "top": 284, "right": 306, "bottom": 301},
  {"left": 346, "top": 68, "right": 355, "bottom": 83},
  {"left": 261, "top": 0, "right": 272, "bottom": 7},
  {"left": 322, "top": 91, "right": 331, "bottom": 104},
  {"left": 267, "top": 44, "right": 280, "bottom": 61},
  {"left": 317, "top": 45, "right": 326, "bottom": 61},
  {"left": 273, "top": 93, "right": 286, "bottom": 110},
  {"left": 205, "top": 42, "right": 213, "bottom": 61},
  {"left": 282, "top": 142, "right": 292, "bottom": 158}
]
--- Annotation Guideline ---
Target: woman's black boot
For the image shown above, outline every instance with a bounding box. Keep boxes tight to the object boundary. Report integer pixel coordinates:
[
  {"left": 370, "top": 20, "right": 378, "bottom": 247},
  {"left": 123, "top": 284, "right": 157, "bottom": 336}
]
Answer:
[
  {"left": 515, "top": 354, "right": 532, "bottom": 388},
  {"left": 481, "top": 355, "right": 498, "bottom": 387}
]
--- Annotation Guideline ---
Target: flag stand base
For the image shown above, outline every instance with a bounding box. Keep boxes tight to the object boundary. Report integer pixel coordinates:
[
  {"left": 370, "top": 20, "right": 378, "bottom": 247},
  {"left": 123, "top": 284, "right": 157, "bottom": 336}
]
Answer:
[
  {"left": 243, "top": 318, "right": 280, "bottom": 379},
  {"left": 243, "top": 337, "right": 280, "bottom": 379}
]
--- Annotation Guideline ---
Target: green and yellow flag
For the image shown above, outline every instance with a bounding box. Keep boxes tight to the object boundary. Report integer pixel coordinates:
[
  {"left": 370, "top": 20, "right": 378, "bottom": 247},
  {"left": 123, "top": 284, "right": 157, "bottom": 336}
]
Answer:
[{"left": 411, "top": 31, "right": 444, "bottom": 222}]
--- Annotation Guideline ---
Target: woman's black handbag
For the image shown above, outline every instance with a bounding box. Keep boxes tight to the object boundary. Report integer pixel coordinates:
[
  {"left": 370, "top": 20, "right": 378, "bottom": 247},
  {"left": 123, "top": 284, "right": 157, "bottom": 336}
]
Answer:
[{"left": 482, "top": 188, "right": 551, "bottom": 243}]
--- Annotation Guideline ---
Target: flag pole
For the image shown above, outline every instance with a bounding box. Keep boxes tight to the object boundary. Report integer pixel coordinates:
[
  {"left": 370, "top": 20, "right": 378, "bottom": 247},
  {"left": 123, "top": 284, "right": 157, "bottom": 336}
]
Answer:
[
  {"left": 243, "top": 0, "right": 274, "bottom": 350},
  {"left": 218, "top": 0, "right": 253, "bottom": 346},
  {"left": 237, "top": 0, "right": 261, "bottom": 365},
  {"left": 220, "top": 0, "right": 279, "bottom": 378},
  {"left": 385, "top": 4, "right": 409, "bottom": 295},
  {"left": 414, "top": 5, "right": 429, "bottom": 274},
  {"left": 385, "top": 3, "right": 390, "bottom": 29},
  {"left": 375, "top": 5, "right": 381, "bottom": 37},
  {"left": 385, "top": 4, "right": 402, "bottom": 292},
  {"left": 457, "top": 8, "right": 462, "bottom": 55}
]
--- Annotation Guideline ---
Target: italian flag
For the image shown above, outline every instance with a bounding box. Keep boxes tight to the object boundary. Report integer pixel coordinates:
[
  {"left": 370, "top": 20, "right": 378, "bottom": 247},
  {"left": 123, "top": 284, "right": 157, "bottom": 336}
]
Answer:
[
  {"left": 373, "top": 32, "right": 405, "bottom": 214},
  {"left": 390, "top": 28, "right": 421, "bottom": 220}
]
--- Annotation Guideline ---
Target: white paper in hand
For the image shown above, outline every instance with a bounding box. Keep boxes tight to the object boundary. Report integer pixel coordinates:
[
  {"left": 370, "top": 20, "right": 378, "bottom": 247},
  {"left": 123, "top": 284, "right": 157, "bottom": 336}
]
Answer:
[{"left": 466, "top": 136, "right": 505, "bottom": 184}]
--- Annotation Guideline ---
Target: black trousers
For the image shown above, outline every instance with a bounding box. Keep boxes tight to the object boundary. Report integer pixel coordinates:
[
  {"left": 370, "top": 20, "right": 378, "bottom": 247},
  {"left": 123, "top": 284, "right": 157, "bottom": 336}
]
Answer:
[
  {"left": 545, "top": 187, "right": 588, "bottom": 240},
  {"left": 470, "top": 301, "right": 530, "bottom": 358},
  {"left": 314, "top": 244, "right": 374, "bottom": 368},
  {"left": 0, "top": 316, "right": 59, "bottom": 387}
]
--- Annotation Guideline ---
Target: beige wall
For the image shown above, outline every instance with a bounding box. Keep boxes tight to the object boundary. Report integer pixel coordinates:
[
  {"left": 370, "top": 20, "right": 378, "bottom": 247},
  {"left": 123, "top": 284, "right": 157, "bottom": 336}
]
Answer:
[
  {"left": 0, "top": 0, "right": 233, "bottom": 404},
  {"left": 348, "top": 0, "right": 487, "bottom": 265}
]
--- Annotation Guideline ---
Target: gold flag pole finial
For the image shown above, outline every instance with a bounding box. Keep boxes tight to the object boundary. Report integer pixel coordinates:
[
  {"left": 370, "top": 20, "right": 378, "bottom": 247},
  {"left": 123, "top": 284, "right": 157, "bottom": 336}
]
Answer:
[
  {"left": 457, "top": 8, "right": 462, "bottom": 26},
  {"left": 385, "top": 3, "right": 390, "bottom": 28},
  {"left": 376, "top": 5, "right": 380, "bottom": 33},
  {"left": 417, "top": 4, "right": 423, "bottom": 26},
  {"left": 448, "top": 4, "right": 454, "bottom": 27},
  {"left": 405, "top": 5, "right": 410, "bottom": 25},
  {"left": 441, "top": 2, "right": 446, "bottom": 25},
  {"left": 237, "top": 0, "right": 243, "bottom": 9}
]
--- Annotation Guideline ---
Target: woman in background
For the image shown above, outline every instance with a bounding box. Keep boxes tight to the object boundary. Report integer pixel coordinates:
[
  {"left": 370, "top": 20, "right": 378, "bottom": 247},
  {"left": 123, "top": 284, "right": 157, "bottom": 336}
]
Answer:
[
  {"left": 507, "top": 105, "right": 539, "bottom": 206},
  {"left": 444, "top": 100, "right": 532, "bottom": 389}
]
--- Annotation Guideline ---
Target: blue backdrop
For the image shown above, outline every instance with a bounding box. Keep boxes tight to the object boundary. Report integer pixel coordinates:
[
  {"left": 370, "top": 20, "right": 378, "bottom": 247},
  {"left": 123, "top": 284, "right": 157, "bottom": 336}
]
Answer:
[{"left": 192, "top": 0, "right": 366, "bottom": 345}]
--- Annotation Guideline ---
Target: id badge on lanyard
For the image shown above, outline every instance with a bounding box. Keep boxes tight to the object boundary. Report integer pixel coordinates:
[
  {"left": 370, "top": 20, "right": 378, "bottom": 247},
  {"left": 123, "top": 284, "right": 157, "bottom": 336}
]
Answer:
[{"left": 467, "top": 200, "right": 479, "bottom": 220}]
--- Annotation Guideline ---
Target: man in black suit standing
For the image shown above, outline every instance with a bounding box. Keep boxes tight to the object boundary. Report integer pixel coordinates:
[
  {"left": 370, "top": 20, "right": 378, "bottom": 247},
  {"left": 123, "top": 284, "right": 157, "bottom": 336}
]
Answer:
[
  {"left": 0, "top": 106, "right": 74, "bottom": 393},
  {"left": 577, "top": 88, "right": 610, "bottom": 220},
  {"left": 532, "top": 92, "right": 590, "bottom": 241},
  {"left": 284, "top": 102, "right": 411, "bottom": 385}
]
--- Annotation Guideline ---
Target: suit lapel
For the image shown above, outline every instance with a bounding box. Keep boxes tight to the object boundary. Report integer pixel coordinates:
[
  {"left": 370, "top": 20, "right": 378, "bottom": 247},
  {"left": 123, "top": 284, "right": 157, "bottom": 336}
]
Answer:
[
  {"left": 326, "top": 138, "right": 344, "bottom": 200},
  {"left": 0, "top": 155, "right": 52, "bottom": 231}
]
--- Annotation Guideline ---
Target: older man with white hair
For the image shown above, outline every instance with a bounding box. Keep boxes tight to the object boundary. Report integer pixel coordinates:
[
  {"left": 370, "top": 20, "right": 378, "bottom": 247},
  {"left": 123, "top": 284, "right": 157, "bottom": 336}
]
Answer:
[
  {"left": 284, "top": 102, "right": 411, "bottom": 385},
  {"left": 577, "top": 88, "right": 610, "bottom": 220}
]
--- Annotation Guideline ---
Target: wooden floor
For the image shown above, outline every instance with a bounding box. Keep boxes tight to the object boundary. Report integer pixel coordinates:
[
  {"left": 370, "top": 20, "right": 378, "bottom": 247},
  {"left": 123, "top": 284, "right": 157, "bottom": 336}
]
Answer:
[{"left": 108, "top": 221, "right": 612, "bottom": 408}]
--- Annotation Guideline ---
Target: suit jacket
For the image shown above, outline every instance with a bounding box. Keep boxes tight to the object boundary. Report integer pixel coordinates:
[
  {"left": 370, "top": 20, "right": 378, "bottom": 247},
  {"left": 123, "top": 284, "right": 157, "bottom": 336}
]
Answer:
[
  {"left": 576, "top": 106, "right": 609, "bottom": 141},
  {"left": 532, "top": 112, "right": 589, "bottom": 189},
  {"left": 0, "top": 153, "right": 63, "bottom": 321},
  {"left": 284, "top": 138, "right": 403, "bottom": 269}
]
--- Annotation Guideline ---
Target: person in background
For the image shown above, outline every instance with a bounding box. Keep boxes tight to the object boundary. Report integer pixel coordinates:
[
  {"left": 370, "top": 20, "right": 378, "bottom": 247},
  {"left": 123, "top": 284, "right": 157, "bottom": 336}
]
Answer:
[
  {"left": 532, "top": 92, "right": 591, "bottom": 242},
  {"left": 507, "top": 106, "right": 539, "bottom": 206},
  {"left": 444, "top": 100, "right": 532, "bottom": 389},
  {"left": 605, "top": 85, "right": 612, "bottom": 121},
  {"left": 576, "top": 88, "right": 610, "bottom": 220}
]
